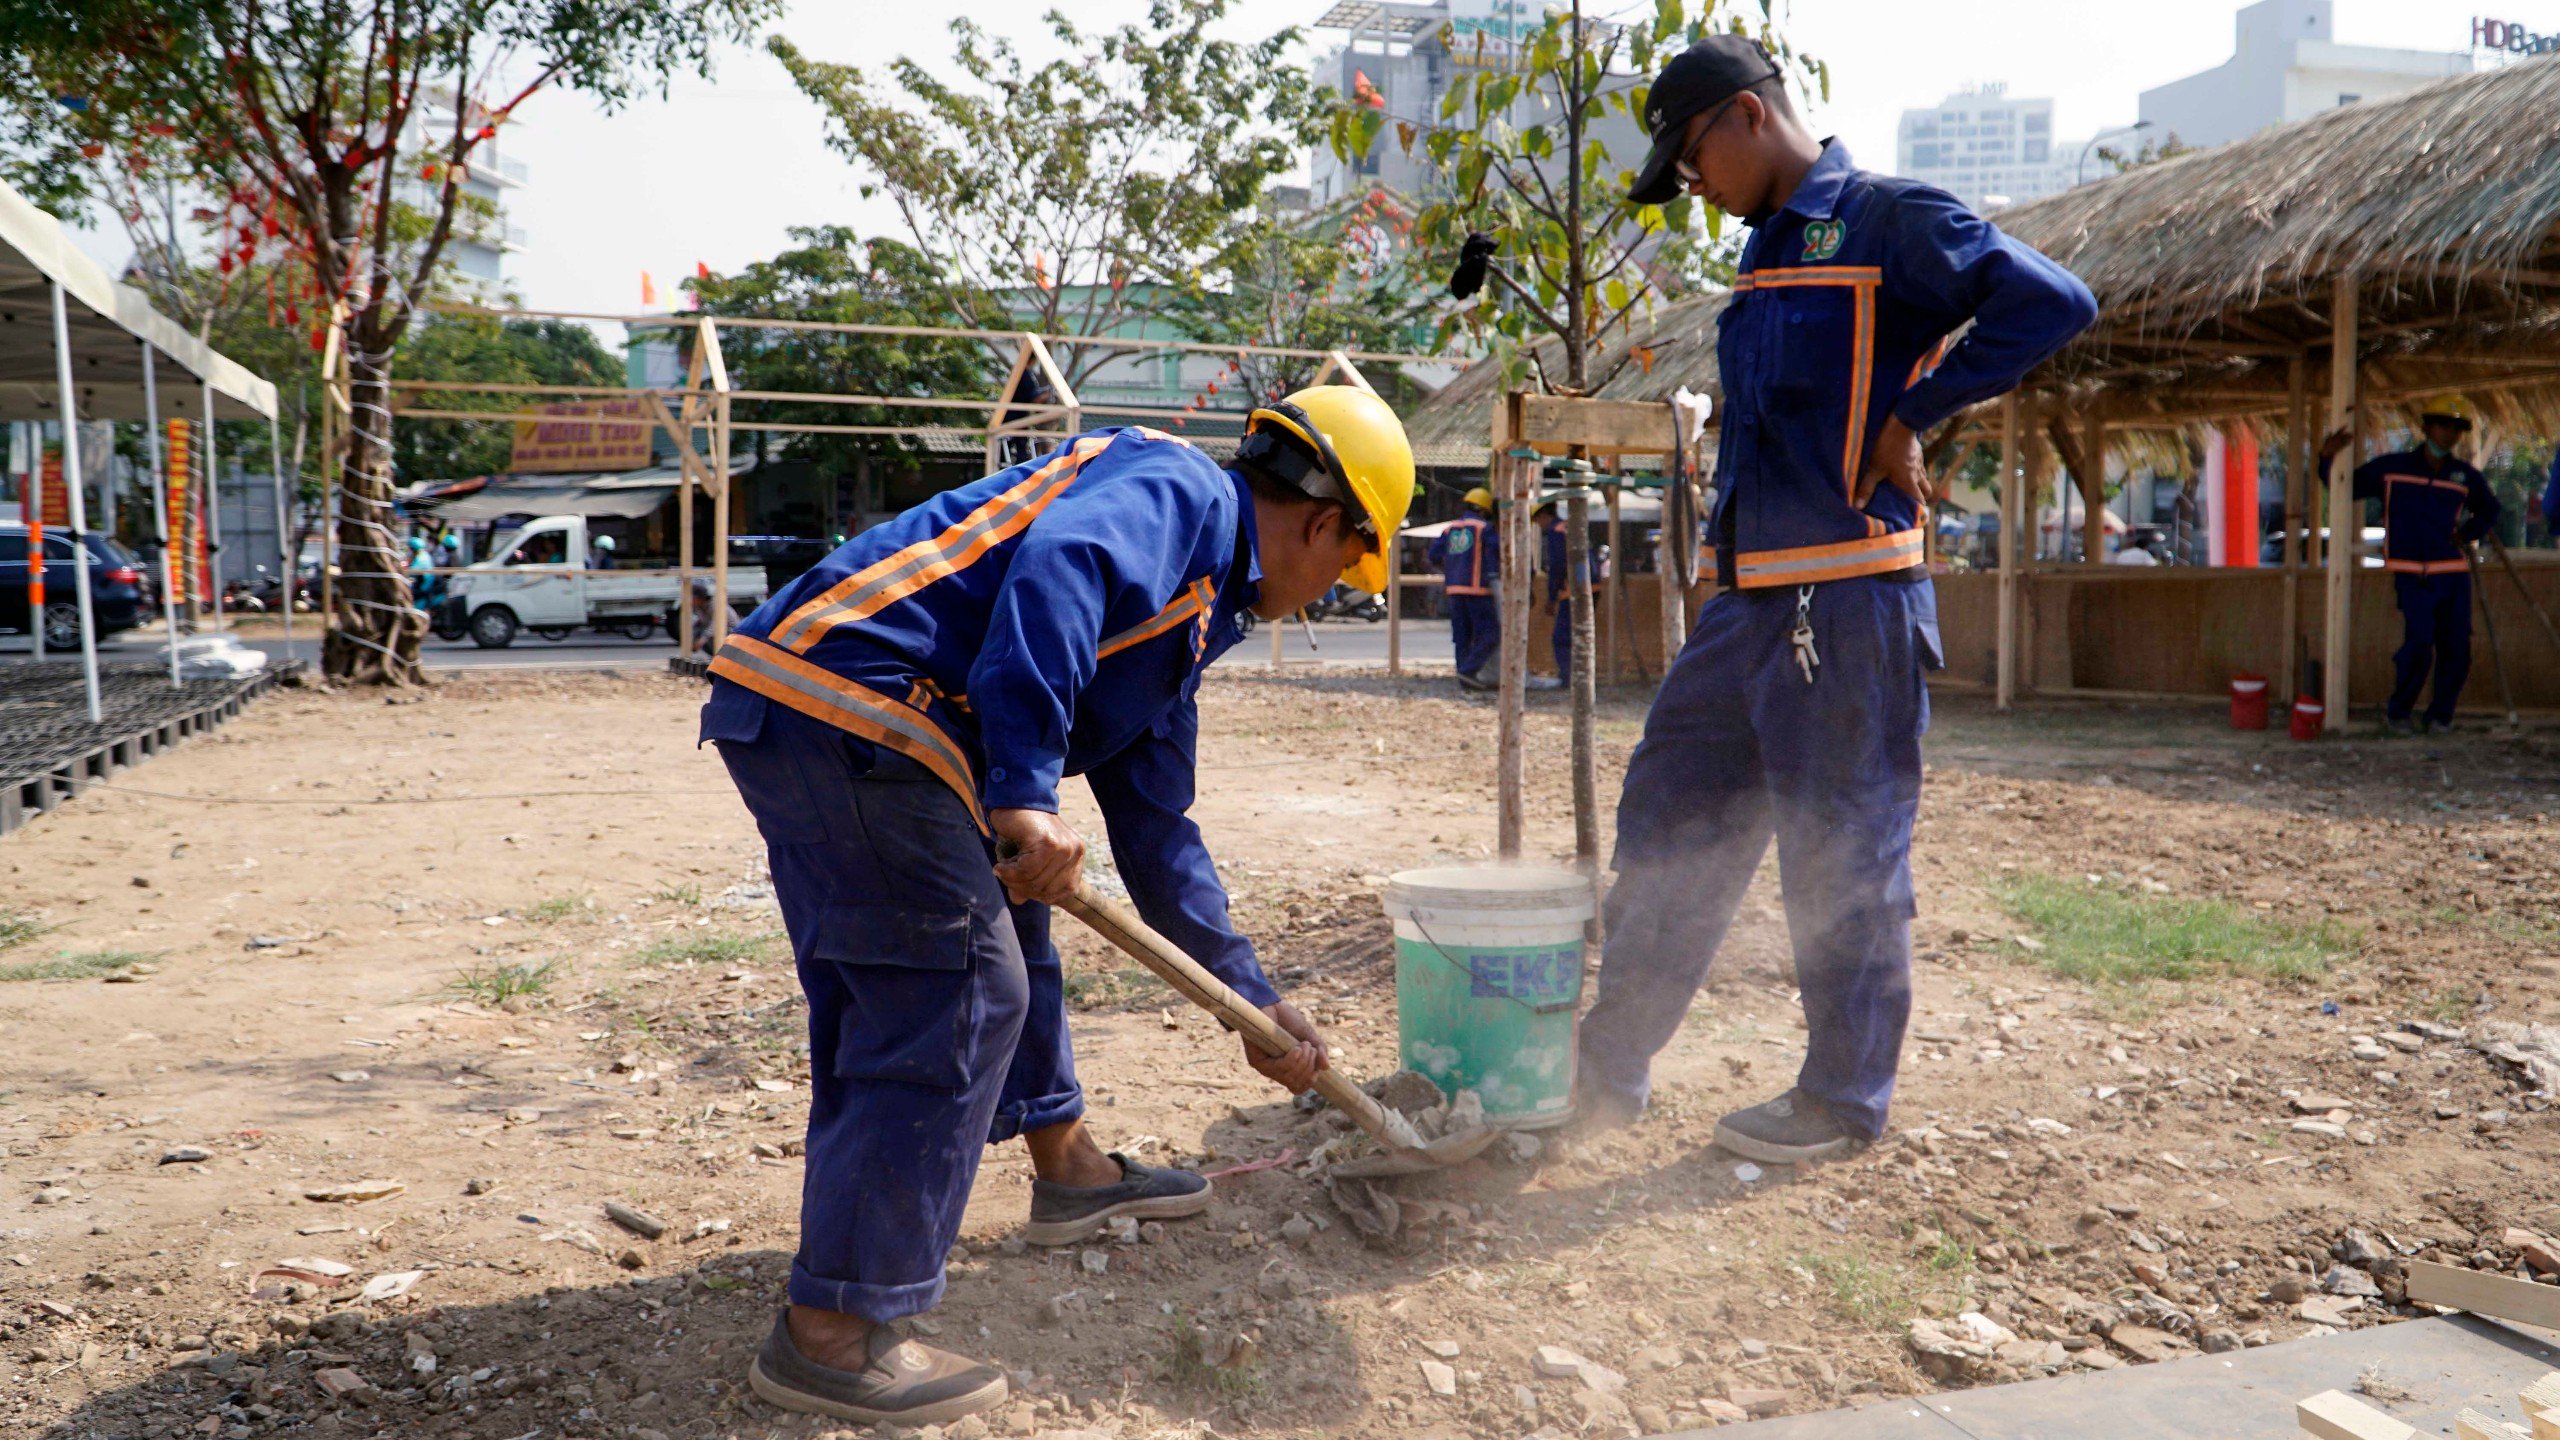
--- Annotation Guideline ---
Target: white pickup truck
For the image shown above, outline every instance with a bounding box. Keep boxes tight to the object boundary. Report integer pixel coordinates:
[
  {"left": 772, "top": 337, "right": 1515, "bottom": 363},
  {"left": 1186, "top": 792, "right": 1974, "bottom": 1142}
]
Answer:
[{"left": 435, "top": 513, "right": 766, "bottom": 649}]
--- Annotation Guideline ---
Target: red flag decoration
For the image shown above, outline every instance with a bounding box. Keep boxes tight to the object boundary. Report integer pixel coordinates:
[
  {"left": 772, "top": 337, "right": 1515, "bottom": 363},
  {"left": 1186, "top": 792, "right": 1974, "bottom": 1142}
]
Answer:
[
  {"left": 640, "top": 271, "right": 658, "bottom": 306},
  {"left": 1353, "top": 69, "right": 1385, "bottom": 109},
  {"left": 695, "top": 261, "right": 711, "bottom": 280}
]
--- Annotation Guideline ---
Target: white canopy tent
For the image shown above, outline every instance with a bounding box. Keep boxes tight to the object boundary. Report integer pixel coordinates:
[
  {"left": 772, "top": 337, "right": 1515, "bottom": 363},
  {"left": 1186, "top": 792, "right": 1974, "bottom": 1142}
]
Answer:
[{"left": 0, "top": 178, "right": 282, "bottom": 716}]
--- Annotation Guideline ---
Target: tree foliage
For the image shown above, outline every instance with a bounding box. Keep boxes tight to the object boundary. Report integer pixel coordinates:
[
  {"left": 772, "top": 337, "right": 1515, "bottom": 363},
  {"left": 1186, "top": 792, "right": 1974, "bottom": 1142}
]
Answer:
[
  {"left": 392, "top": 316, "right": 624, "bottom": 482},
  {"left": 767, "top": 1, "right": 1318, "bottom": 386},
  {"left": 687, "top": 226, "right": 999, "bottom": 475},
  {"left": 0, "top": 0, "right": 773, "bottom": 682},
  {"left": 1330, "top": 0, "right": 1821, "bottom": 393}
]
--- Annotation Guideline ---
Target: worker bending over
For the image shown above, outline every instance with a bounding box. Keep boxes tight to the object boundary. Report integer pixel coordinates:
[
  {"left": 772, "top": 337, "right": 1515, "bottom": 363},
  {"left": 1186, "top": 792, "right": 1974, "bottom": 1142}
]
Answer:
[
  {"left": 700, "top": 389, "right": 1412, "bottom": 1425},
  {"left": 2318, "top": 402, "right": 2501, "bottom": 735},
  {"left": 1575, "top": 36, "right": 2096, "bottom": 1163},
  {"left": 1428, "top": 485, "right": 1499, "bottom": 690}
]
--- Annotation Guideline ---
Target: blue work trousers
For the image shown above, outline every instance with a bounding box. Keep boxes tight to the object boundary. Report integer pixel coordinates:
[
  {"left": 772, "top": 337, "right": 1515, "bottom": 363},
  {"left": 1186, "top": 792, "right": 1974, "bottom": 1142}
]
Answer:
[
  {"left": 713, "top": 701, "right": 1084, "bottom": 1322},
  {"left": 1550, "top": 597, "right": 1573, "bottom": 681},
  {"left": 2389, "top": 572, "right": 2472, "bottom": 726},
  {"left": 1448, "top": 592, "right": 1498, "bottom": 677},
  {"left": 1576, "top": 575, "right": 1936, "bottom": 1139}
]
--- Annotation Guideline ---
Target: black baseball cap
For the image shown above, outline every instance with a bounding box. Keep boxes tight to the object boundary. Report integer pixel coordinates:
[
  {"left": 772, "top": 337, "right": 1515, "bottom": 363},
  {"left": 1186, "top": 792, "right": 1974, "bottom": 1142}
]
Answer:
[{"left": 1628, "top": 35, "right": 1783, "bottom": 205}]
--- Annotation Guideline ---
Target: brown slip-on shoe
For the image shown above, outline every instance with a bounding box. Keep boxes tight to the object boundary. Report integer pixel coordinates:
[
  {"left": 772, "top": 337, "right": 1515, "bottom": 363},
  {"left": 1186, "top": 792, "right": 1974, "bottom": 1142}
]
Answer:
[{"left": 747, "top": 1309, "right": 1007, "bottom": 1425}]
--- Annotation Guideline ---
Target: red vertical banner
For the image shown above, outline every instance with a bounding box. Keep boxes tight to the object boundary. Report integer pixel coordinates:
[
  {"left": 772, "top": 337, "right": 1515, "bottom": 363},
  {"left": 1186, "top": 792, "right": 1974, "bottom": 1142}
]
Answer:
[
  {"left": 2220, "top": 430, "right": 2261, "bottom": 567},
  {"left": 26, "top": 447, "right": 49, "bottom": 625},
  {"left": 38, "top": 448, "right": 68, "bottom": 527},
  {"left": 167, "top": 418, "right": 202, "bottom": 609}
]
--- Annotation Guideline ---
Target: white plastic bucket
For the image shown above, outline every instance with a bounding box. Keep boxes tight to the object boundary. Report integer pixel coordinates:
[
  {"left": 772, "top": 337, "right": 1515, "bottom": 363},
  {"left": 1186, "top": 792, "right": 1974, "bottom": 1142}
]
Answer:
[{"left": 1380, "top": 865, "right": 1595, "bottom": 1129}]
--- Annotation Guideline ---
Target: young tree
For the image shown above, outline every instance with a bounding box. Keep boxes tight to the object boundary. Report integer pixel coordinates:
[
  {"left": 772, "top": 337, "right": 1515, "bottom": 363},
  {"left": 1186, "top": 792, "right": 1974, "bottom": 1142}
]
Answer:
[
  {"left": 1332, "top": 0, "right": 1820, "bottom": 394},
  {"left": 0, "top": 0, "right": 774, "bottom": 684},
  {"left": 688, "top": 227, "right": 998, "bottom": 478},
  {"left": 767, "top": 1, "right": 1317, "bottom": 389}
]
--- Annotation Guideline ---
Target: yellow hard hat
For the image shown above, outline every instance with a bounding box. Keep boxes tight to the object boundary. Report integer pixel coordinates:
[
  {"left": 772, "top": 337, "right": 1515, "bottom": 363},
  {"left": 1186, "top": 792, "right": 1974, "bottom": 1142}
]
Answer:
[
  {"left": 2420, "top": 394, "right": 2475, "bottom": 431},
  {"left": 1240, "top": 385, "right": 1416, "bottom": 593},
  {"left": 1462, "top": 485, "right": 1495, "bottom": 512}
]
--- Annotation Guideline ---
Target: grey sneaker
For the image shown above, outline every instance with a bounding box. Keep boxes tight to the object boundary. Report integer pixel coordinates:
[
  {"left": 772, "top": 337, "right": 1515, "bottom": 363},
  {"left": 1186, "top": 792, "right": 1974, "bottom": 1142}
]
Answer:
[
  {"left": 2423, "top": 718, "right": 2454, "bottom": 736},
  {"left": 1022, "top": 1153, "right": 1212, "bottom": 1246},
  {"left": 1456, "top": 669, "right": 1496, "bottom": 692},
  {"left": 2382, "top": 715, "right": 2417, "bottom": 737},
  {"left": 748, "top": 1310, "right": 1006, "bottom": 1425},
  {"left": 1711, "top": 1089, "right": 1868, "bottom": 1165}
]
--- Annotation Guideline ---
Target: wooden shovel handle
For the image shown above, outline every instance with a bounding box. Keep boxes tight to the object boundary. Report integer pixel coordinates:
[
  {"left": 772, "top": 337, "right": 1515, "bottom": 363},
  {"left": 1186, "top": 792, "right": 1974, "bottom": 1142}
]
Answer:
[{"left": 1054, "top": 882, "right": 1406, "bottom": 1151}]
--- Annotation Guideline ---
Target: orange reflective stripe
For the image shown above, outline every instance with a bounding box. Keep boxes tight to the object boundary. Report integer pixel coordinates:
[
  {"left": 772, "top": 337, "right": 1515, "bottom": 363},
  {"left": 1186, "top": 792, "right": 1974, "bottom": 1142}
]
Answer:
[
  {"left": 708, "top": 634, "right": 988, "bottom": 833},
  {"left": 1731, "top": 265, "right": 1884, "bottom": 291},
  {"left": 1842, "top": 283, "right": 1877, "bottom": 492},
  {"left": 772, "top": 434, "right": 1112, "bottom": 652},
  {"left": 1732, "top": 528, "right": 1923, "bottom": 587},
  {"left": 1098, "top": 577, "right": 1216, "bottom": 660},
  {"left": 2384, "top": 558, "right": 2467, "bottom": 575}
]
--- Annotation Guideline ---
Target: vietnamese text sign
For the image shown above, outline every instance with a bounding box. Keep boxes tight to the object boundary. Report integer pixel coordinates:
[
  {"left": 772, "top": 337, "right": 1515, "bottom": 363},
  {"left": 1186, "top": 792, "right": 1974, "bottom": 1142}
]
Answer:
[{"left": 509, "top": 400, "right": 654, "bottom": 474}]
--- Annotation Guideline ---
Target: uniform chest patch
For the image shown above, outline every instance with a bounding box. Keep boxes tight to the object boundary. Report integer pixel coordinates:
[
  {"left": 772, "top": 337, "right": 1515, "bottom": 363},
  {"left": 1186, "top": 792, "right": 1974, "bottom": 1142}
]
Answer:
[
  {"left": 1801, "top": 220, "right": 1845, "bottom": 261},
  {"left": 1447, "top": 529, "right": 1475, "bottom": 555}
]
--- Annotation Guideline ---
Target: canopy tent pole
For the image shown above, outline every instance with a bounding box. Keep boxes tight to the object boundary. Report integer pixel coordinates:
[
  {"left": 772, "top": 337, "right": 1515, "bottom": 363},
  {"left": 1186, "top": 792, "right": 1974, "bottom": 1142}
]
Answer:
[
  {"left": 203, "top": 379, "right": 224, "bottom": 632},
  {"left": 271, "top": 409, "right": 292, "bottom": 650},
  {"left": 2322, "top": 276, "right": 2360, "bottom": 732},
  {"left": 2279, "top": 355, "right": 2310, "bottom": 705},
  {"left": 50, "top": 282, "right": 102, "bottom": 722},
  {"left": 27, "top": 419, "right": 44, "bottom": 662},
  {"left": 141, "top": 343, "right": 180, "bottom": 685}
]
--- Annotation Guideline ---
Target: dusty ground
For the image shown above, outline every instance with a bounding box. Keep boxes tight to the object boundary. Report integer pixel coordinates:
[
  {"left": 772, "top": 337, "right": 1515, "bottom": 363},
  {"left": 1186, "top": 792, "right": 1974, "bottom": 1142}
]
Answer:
[{"left": 3, "top": 665, "right": 2557, "bottom": 1440}]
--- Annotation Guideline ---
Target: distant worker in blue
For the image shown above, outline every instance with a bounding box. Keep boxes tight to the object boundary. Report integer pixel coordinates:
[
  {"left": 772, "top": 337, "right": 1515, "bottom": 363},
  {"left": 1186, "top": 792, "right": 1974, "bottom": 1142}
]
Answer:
[
  {"left": 2318, "top": 399, "right": 2502, "bottom": 736},
  {"left": 1427, "top": 485, "right": 1499, "bottom": 690},
  {"left": 697, "top": 388, "right": 1412, "bottom": 1427},
  {"left": 2542, "top": 441, "right": 2559, "bottom": 548},
  {"left": 1535, "top": 497, "right": 1594, "bottom": 689},
  {"left": 1574, "top": 36, "right": 2097, "bottom": 1164}
]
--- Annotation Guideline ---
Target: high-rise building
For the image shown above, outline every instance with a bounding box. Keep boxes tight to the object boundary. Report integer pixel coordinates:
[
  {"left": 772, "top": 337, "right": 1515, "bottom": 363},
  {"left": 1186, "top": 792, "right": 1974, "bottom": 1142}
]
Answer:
[
  {"left": 1307, "top": 0, "right": 1649, "bottom": 208},
  {"left": 1893, "top": 85, "right": 2086, "bottom": 211},
  {"left": 2138, "top": 0, "right": 2471, "bottom": 152},
  {"left": 395, "top": 85, "right": 529, "bottom": 297}
]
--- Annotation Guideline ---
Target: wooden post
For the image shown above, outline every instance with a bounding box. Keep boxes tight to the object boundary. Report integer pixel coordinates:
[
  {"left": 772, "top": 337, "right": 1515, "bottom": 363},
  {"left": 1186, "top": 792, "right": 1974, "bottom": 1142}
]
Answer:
[
  {"left": 1603, "top": 478, "right": 1623, "bottom": 685},
  {"left": 2019, "top": 397, "right": 2049, "bottom": 691},
  {"left": 1497, "top": 450, "right": 1530, "bottom": 859},
  {"left": 2323, "top": 276, "right": 2360, "bottom": 732},
  {"left": 1385, "top": 523, "right": 1402, "bottom": 677},
  {"left": 1270, "top": 608, "right": 1284, "bottom": 669},
  {"left": 711, "top": 388, "right": 732, "bottom": 651},
  {"left": 2280, "top": 354, "right": 2310, "bottom": 704},
  {"left": 1565, "top": 479, "right": 1599, "bottom": 872},
  {"left": 2079, "top": 413, "right": 2107, "bottom": 566},
  {"left": 1996, "top": 394, "right": 2023, "bottom": 711}
]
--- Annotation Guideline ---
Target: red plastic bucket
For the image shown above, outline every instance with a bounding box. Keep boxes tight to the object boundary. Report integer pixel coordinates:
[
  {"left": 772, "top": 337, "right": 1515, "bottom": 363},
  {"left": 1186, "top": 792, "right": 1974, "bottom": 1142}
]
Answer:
[
  {"left": 2229, "top": 674, "right": 2269, "bottom": 731},
  {"left": 2289, "top": 696, "right": 2324, "bottom": 740}
]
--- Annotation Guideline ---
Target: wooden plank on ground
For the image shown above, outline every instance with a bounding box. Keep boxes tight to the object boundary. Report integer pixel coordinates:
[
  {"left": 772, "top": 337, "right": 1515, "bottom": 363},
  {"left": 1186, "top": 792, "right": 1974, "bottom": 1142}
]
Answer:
[
  {"left": 2456, "top": 1408, "right": 2526, "bottom": 1440},
  {"left": 2530, "top": 1409, "right": 2560, "bottom": 1440},
  {"left": 2522, "top": 1373, "right": 2560, "bottom": 1414},
  {"left": 2410, "top": 1262, "right": 2560, "bottom": 1333},
  {"left": 2297, "top": 1389, "right": 2419, "bottom": 1440}
]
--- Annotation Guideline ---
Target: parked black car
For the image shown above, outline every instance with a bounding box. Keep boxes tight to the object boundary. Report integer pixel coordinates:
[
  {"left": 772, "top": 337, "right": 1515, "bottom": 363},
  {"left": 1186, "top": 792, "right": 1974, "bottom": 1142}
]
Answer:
[{"left": 0, "top": 526, "right": 151, "bottom": 649}]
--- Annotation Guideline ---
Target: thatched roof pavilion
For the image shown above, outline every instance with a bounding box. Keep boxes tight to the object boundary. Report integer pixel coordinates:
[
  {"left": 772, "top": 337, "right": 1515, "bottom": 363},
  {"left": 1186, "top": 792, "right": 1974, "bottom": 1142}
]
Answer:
[{"left": 1401, "top": 292, "right": 1729, "bottom": 470}]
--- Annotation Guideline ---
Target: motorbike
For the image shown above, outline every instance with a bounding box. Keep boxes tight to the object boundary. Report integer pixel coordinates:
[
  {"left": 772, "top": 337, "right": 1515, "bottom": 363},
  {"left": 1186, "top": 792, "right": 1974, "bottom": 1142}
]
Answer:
[{"left": 1305, "top": 583, "right": 1386, "bottom": 622}]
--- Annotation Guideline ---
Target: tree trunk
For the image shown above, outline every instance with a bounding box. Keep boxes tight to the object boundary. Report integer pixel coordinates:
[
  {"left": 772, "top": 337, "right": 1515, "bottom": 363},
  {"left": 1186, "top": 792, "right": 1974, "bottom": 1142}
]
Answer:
[{"left": 322, "top": 332, "right": 427, "bottom": 684}]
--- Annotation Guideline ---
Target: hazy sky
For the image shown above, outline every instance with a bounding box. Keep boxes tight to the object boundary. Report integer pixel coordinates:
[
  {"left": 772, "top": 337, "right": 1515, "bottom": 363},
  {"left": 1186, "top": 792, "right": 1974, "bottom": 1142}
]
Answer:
[{"left": 60, "top": 1, "right": 2487, "bottom": 334}]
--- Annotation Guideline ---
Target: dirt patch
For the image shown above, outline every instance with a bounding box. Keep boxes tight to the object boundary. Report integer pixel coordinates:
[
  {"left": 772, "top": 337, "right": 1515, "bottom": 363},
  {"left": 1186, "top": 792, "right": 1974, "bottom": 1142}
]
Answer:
[{"left": 0, "top": 669, "right": 2553, "bottom": 1440}]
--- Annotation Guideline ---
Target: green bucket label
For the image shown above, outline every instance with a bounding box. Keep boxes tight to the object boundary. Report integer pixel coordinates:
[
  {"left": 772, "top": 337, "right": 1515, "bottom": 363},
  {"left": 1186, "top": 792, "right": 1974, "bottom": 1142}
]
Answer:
[{"left": 1467, "top": 944, "right": 1582, "bottom": 1010}]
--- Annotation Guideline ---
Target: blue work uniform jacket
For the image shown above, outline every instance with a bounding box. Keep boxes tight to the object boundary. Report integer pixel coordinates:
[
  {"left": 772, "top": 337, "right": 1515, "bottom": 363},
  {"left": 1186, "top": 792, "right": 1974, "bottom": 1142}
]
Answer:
[
  {"left": 1540, "top": 519, "right": 1592, "bottom": 603},
  {"left": 1428, "top": 512, "right": 1497, "bottom": 595},
  {"left": 701, "top": 426, "right": 1279, "bottom": 1006},
  {"left": 2541, "top": 449, "right": 2558, "bottom": 541},
  {"left": 1713, "top": 140, "right": 2097, "bottom": 588},
  {"left": 2343, "top": 448, "right": 2501, "bottom": 575}
]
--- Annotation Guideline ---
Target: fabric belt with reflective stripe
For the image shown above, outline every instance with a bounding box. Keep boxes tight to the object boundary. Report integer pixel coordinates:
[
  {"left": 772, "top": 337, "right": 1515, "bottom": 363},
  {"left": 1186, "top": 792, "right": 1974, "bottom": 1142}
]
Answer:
[
  {"left": 1098, "top": 576, "right": 1216, "bottom": 660},
  {"left": 770, "top": 433, "right": 1113, "bottom": 652},
  {"left": 2383, "top": 557, "right": 2469, "bottom": 576},
  {"left": 1732, "top": 526, "right": 1924, "bottom": 588},
  {"left": 709, "top": 633, "right": 989, "bottom": 833}
]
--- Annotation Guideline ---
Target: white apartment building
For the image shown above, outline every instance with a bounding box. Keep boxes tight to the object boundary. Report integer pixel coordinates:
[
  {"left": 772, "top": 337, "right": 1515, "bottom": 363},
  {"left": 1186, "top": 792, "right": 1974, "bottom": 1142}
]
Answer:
[
  {"left": 2138, "top": 0, "right": 2472, "bottom": 152},
  {"left": 1893, "top": 85, "right": 2086, "bottom": 212},
  {"left": 393, "top": 86, "right": 529, "bottom": 297},
  {"left": 1308, "top": 0, "right": 1649, "bottom": 208}
]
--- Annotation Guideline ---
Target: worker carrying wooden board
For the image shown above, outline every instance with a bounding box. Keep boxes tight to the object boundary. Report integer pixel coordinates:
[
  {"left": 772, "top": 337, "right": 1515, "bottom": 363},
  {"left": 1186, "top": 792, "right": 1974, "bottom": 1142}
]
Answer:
[
  {"left": 697, "top": 389, "right": 1414, "bottom": 1426},
  {"left": 1573, "top": 35, "right": 2097, "bottom": 1162}
]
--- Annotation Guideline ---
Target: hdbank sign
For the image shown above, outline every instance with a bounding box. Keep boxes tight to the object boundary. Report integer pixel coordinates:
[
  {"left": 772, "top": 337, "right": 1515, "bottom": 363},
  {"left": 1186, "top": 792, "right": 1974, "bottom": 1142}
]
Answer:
[{"left": 2473, "top": 16, "right": 2560, "bottom": 54}]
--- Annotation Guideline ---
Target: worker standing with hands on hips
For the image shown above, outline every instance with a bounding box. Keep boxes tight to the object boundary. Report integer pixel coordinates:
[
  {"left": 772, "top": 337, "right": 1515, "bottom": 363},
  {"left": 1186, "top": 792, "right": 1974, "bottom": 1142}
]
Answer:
[
  {"left": 699, "top": 389, "right": 1413, "bottom": 1426},
  {"left": 1573, "top": 36, "right": 2096, "bottom": 1163},
  {"left": 2317, "top": 400, "right": 2501, "bottom": 736},
  {"left": 1428, "top": 485, "right": 1500, "bottom": 690}
]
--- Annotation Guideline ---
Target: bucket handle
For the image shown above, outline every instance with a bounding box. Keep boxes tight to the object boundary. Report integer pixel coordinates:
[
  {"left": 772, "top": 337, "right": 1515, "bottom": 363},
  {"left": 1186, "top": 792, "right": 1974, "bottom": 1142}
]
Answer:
[{"left": 1405, "top": 914, "right": 1585, "bottom": 1015}]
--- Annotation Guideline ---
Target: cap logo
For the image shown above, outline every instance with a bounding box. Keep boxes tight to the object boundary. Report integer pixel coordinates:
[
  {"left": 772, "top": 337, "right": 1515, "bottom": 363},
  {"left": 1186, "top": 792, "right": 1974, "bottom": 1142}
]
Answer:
[{"left": 1801, "top": 220, "right": 1844, "bottom": 261}]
